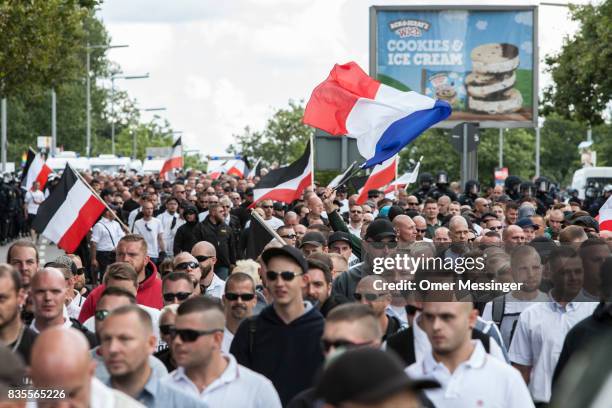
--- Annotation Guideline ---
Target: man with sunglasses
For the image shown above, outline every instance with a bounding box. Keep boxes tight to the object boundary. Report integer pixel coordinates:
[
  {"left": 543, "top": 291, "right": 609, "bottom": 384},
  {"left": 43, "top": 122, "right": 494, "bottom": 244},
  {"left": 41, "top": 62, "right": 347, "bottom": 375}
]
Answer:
[
  {"left": 413, "top": 216, "right": 433, "bottom": 242},
  {"left": 347, "top": 205, "right": 364, "bottom": 237},
  {"left": 162, "top": 272, "right": 195, "bottom": 306},
  {"left": 173, "top": 252, "right": 202, "bottom": 295},
  {"left": 192, "top": 241, "right": 225, "bottom": 299},
  {"left": 67, "top": 254, "right": 90, "bottom": 298},
  {"left": 277, "top": 225, "right": 297, "bottom": 247},
  {"left": 100, "top": 305, "right": 205, "bottom": 408},
  {"left": 165, "top": 297, "right": 281, "bottom": 407},
  {"left": 355, "top": 275, "right": 402, "bottom": 341},
  {"left": 332, "top": 219, "right": 398, "bottom": 300},
  {"left": 90, "top": 287, "right": 168, "bottom": 383},
  {"left": 231, "top": 245, "right": 325, "bottom": 406},
  {"left": 485, "top": 215, "right": 504, "bottom": 234},
  {"left": 194, "top": 203, "right": 236, "bottom": 280},
  {"left": 222, "top": 272, "right": 258, "bottom": 353},
  {"left": 287, "top": 303, "right": 382, "bottom": 407}
]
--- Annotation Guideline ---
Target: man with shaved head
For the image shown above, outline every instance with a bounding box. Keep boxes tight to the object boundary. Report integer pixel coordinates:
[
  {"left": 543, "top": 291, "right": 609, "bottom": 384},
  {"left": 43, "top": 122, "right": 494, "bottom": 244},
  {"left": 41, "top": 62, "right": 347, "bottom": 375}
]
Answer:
[
  {"left": 413, "top": 216, "right": 432, "bottom": 242},
  {"left": 192, "top": 241, "right": 225, "bottom": 299},
  {"left": 503, "top": 225, "right": 526, "bottom": 252},
  {"left": 301, "top": 194, "right": 329, "bottom": 227},
  {"left": 444, "top": 216, "right": 470, "bottom": 260},
  {"left": 165, "top": 296, "right": 281, "bottom": 407},
  {"left": 406, "top": 301, "right": 533, "bottom": 407},
  {"left": 393, "top": 215, "right": 417, "bottom": 244},
  {"left": 30, "top": 327, "right": 142, "bottom": 407},
  {"left": 173, "top": 252, "right": 202, "bottom": 295},
  {"left": 30, "top": 267, "right": 96, "bottom": 347},
  {"left": 100, "top": 305, "right": 204, "bottom": 408}
]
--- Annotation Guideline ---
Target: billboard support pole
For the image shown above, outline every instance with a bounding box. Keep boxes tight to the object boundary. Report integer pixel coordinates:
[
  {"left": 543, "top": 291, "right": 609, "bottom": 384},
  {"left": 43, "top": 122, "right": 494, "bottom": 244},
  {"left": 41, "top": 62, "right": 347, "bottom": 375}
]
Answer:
[
  {"left": 462, "top": 123, "right": 468, "bottom": 187},
  {"left": 535, "top": 124, "right": 540, "bottom": 177}
]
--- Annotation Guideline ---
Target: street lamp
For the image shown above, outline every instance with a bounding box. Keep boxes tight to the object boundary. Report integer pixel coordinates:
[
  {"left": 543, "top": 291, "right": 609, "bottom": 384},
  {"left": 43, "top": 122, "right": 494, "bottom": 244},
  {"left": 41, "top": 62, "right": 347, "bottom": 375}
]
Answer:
[
  {"left": 86, "top": 43, "right": 128, "bottom": 157},
  {"left": 110, "top": 72, "right": 149, "bottom": 155},
  {"left": 132, "top": 107, "right": 167, "bottom": 159}
]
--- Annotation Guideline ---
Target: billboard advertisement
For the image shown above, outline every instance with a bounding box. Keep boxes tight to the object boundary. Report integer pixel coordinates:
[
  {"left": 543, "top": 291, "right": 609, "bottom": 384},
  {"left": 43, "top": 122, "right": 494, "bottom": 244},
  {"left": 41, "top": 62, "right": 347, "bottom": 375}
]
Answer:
[{"left": 370, "top": 6, "right": 537, "bottom": 127}]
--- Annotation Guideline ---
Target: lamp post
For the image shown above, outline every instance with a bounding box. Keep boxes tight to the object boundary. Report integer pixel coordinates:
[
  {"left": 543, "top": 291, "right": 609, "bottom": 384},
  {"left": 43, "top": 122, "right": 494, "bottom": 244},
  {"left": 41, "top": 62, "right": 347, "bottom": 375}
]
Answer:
[
  {"left": 110, "top": 73, "right": 149, "bottom": 155},
  {"left": 86, "top": 43, "right": 128, "bottom": 157}
]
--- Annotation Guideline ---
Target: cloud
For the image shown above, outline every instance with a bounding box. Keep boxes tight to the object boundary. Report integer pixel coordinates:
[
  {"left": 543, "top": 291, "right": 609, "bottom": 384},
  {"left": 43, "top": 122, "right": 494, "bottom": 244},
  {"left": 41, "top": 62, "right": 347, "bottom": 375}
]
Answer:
[
  {"left": 520, "top": 41, "right": 533, "bottom": 55},
  {"left": 514, "top": 11, "right": 533, "bottom": 26},
  {"left": 475, "top": 20, "right": 488, "bottom": 31}
]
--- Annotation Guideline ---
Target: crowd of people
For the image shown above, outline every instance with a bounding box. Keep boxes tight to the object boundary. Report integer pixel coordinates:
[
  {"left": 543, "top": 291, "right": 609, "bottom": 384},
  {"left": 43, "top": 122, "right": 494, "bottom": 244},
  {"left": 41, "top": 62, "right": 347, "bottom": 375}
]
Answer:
[{"left": 0, "top": 166, "right": 611, "bottom": 408}]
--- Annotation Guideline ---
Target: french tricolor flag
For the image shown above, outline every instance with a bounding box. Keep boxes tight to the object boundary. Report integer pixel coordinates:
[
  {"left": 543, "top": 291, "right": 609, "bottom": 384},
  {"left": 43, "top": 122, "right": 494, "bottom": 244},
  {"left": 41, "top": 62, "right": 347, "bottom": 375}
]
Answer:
[{"left": 304, "top": 62, "right": 451, "bottom": 168}]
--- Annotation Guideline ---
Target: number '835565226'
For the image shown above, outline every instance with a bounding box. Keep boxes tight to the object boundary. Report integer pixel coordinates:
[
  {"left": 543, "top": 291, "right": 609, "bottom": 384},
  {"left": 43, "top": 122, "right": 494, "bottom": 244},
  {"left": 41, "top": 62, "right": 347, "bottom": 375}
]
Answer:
[{"left": 7, "top": 389, "right": 66, "bottom": 400}]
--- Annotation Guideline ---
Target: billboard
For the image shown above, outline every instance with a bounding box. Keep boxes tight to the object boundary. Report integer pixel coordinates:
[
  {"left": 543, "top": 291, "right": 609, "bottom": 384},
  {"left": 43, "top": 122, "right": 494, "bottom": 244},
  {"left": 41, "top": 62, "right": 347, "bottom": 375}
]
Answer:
[{"left": 370, "top": 6, "right": 537, "bottom": 128}]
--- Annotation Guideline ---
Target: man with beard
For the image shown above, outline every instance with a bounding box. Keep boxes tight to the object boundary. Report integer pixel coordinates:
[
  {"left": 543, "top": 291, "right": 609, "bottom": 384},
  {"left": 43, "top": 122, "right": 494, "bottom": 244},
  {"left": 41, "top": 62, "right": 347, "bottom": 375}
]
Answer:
[
  {"left": 304, "top": 258, "right": 348, "bottom": 317},
  {"left": 221, "top": 272, "right": 257, "bottom": 353},
  {"left": 173, "top": 252, "right": 202, "bottom": 295},
  {"left": 78, "top": 235, "right": 163, "bottom": 323},
  {"left": 192, "top": 241, "right": 225, "bottom": 299},
  {"left": 173, "top": 206, "right": 200, "bottom": 255},
  {"left": 194, "top": 203, "right": 236, "bottom": 279},
  {"left": 7, "top": 239, "right": 38, "bottom": 292},
  {"left": 0, "top": 264, "right": 37, "bottom": 365}
]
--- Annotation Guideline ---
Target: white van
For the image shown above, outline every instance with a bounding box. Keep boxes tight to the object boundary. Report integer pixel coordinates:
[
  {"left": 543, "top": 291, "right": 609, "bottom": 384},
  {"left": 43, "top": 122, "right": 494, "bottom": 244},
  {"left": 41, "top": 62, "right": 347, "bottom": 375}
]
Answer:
[
  {"left": 89, "top": 155, "right": 132, "bottom": 175},
  {"left": 571, "top": 167, "right": 612, "bottom": 200},
  {"left": 47, "top": 151, "right": 91, "bottom": 173}
]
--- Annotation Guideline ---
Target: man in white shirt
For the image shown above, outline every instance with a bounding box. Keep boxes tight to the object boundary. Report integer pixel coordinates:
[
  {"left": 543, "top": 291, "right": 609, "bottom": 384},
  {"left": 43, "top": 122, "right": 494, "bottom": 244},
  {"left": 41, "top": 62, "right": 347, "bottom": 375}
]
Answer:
[
  {"left": 482, "top": 245, "right": 550, "bottom": 348},
  {"left": 347, "top": 204, "right": 364, "bottom": 237},
  {"left": 221, "top": 272, "right": 257, "bottom": 353},
  {"left": 156, "top": 197, "right": 185, "bottom": 257},
  {"left": 406, "top": 301, "right": 533, "bottom": 408},
  {"left": 165, "top": 296, "right": 282, "bottom": 408},
  {"left": 191, "top": 241, "right": 225, "bottom": 299},
  {"left": 260, "top": 199, "right": 284, "bottom": 230},
  {"left": 508, "top": 246, "right": 598, "bottom": 404},
  {"left": 91, "top": 207, "right": 126, "bottom": 284},
  {"left": 24, "top": 181, "right": 45, "bottom": 242},
  {"left": 133, "top": 201, "right": 165, "bottom": 263}
]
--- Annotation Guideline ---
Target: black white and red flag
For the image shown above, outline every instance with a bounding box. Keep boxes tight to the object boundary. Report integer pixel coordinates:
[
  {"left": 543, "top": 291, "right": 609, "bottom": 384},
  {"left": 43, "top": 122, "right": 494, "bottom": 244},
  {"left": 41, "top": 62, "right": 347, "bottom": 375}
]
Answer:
[
  {"left": 33, "top": 164, "right": 106, "bottom": 253},
  {"left": 160, "top": 137, "right": 183, "bottom": 180},
  {"left": 21, "top": 147, "right": 53, "bottom": 191},
  {"left": 249, "top": 144, "right": 313, "bottom": 208}
]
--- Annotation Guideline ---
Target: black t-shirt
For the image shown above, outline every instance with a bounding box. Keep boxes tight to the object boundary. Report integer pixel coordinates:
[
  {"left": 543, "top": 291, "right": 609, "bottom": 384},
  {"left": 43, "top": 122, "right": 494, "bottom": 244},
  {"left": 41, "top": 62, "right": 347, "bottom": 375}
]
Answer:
[{"left": 9, "top": 326, "right": 38, "bottom": 365}]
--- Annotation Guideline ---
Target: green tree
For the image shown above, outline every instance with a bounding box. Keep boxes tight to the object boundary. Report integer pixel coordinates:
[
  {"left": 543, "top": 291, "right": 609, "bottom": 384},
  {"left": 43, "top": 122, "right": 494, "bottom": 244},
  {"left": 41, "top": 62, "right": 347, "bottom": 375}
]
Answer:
[
  {"left": 227, "top": 100, "right": 314, "bottom": 166},
  {"left": 542, "top": 0, "right": 612, "bottom": 124},
  {"left": 114, "top": 117, "right": 175, "bottom": 161}
]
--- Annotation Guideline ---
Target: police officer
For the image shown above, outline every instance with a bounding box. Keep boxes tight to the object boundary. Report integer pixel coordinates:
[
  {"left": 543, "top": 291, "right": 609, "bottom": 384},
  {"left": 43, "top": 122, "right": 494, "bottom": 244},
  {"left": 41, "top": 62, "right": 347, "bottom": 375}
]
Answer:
[
  {"left": 428, "top": 171, "right": 458, "bottom": 201},
  {"left": 504, "top": 176, "right": 522, "bottom": 201},
  {"left": 412, "top": 172, "right": 434, "bottom": 202},
  {"left": 0, "top": 175, "right": 11, "bottom": 244},
  {"left": 534, "top": 176, "right": 554, "bottom": 214},
  {"left": 459, "top": 180, "right": 480, "bottom": 207}
]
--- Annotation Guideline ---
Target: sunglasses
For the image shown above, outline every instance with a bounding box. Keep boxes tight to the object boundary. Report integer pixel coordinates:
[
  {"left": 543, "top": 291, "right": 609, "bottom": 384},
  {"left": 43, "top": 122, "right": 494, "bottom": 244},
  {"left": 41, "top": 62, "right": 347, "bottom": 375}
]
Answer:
[
  {"left": 354, "top": 292, "right": 384, "bottom": 302},
  {"left": 350, "top": 210, "right": 363, "bottom": 214},
  {"left": 171, "top": 328, "right": 223, "bottom": 342},
  {"left": 261, "top": 205, "right": 273, "bottom": 209},
  {"left": 368, "top": 241, "right": 398, "bottom": 249},
  {"left": 163, "top": 292, "right": 192, "bottom": 302},
  {"left": 95, "top": 310, "right": 110, "bottom": 321},
  {"left": 417, "top": 228, "right": 427, "bottom": 233},
  {"left": 194, "top": 255, "right": 213, "bottom": 262},
  {"left": 489, "top": 226, "right": 503, "bottom": 231},
  {"left": 160, "top": 324, "right": 175, "bottom": 336},
  {"left": 320, "top": 338, "right": 372, "bottom": 353},
  {"left": 266, "top": 270, "right": 302, "bottom": 282},
  {"left": 407, "top": 202, "right": 419, "bottom": 206},
  {"left": 76, "top": 268, "right": 85, "bottom": 275},
  {"left": 224, "top": 292, "right": 256, "bottom": 301},
  {"left": 280, "top": 234, "right": 297, "bottom": 240},
  {"left": 175, "top": 261, "right": 199, "bottom": 270}
]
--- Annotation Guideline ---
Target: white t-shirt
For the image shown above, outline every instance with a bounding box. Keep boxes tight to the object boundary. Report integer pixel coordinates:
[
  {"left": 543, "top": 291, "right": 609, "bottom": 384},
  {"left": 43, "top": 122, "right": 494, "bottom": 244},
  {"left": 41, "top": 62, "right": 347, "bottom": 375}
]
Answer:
[
  {"left": 25, "top": 190, "right": 45, "bottom": 215},
  {"left": 263, "top": 216, "right": 284, "bottom": 231},
  {"left": 91, "top": 218, "right": 125, "bottom": 251},
  {"left": 156, "top": 211, "right": 185, "bottom": 256},
  {"left": 133, "top": 217, "right": 164, "bottom": 257}
]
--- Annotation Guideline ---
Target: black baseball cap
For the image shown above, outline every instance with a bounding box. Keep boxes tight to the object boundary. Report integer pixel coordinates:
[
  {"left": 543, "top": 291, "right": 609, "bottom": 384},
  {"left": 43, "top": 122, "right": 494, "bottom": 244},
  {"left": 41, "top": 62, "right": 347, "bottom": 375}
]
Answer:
[
  {"left": 273, "top": 202, "right": 285, "bottom": 211},
  {"left": 300, "top": 231, "right": 327, "bottom": 248},
  {"left": 516, "top": 218, "right": 539, "bottom": 230},
  {"left": 315, "top": 348, "right": 439, "bottom": 405},
  {"left": 328, "top": 231, "right": 350, "bottom": 246},
  {"left": 364, "top": 218, "right": 396, "bottom": 241},
  {"left": 262, "top": 245, "right": 308, "bottom": 274},
  {"left": 480, "top": 212, "right": 498, "bottom": 223},
  {"left": 573, "top": 216, "right": 600, "bottom": 232}
]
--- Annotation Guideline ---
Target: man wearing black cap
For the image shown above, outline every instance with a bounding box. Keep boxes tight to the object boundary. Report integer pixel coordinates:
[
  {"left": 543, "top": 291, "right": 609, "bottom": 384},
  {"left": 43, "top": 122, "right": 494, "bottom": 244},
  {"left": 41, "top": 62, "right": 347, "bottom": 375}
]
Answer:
[
  {"left": 299, "top": 231, "right": 327, "bottom": 257},
  {"left": 315, "top": 348, "right": 438, "bottom": 408},
  {"left": 328, "top": 231, "right": 359, "bottom": 266},
  {"left": 332, "top": 218, "right": 397, "bottom": 299},
  {"left": 173, "top": 205, "right": 200, "bottom": 255},
  {"left": 516, "top": 218, "right": 539, "bottom": 243},
  {"left": 230, "top": 245, "right": 325, "bottom": 406},
  {"left": 573, "top": 215, "right": 600, "bottom": 237}
]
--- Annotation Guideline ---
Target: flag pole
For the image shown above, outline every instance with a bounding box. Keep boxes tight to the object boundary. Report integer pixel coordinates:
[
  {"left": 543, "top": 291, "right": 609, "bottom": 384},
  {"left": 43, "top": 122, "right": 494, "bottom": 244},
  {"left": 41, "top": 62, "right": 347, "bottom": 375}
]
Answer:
[
  {"left": 250, "top": 209, "right": 287, "bottom": 245},
  {"left": 309, "top": 134, "right": 315, "bottom": 189},
  {"left": 70, "top": 165, "right": 130, "bottom": 231},
  {"left": 394, "top": 156, "right": 399, "bottom": 195}
]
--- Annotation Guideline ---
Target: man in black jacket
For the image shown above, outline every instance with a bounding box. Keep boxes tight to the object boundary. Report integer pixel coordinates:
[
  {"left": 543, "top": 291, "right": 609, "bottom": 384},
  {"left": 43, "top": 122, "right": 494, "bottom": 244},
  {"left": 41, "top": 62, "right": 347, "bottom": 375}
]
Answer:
[
  {"left": 230, "top": 246, "right": 324, "bottom": 406},
  {"left": 194, "top": 203, "right": 236, "bottom": 280},
  {"left": 173, "top": 206, "right": 200, "bottom": 255}
]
